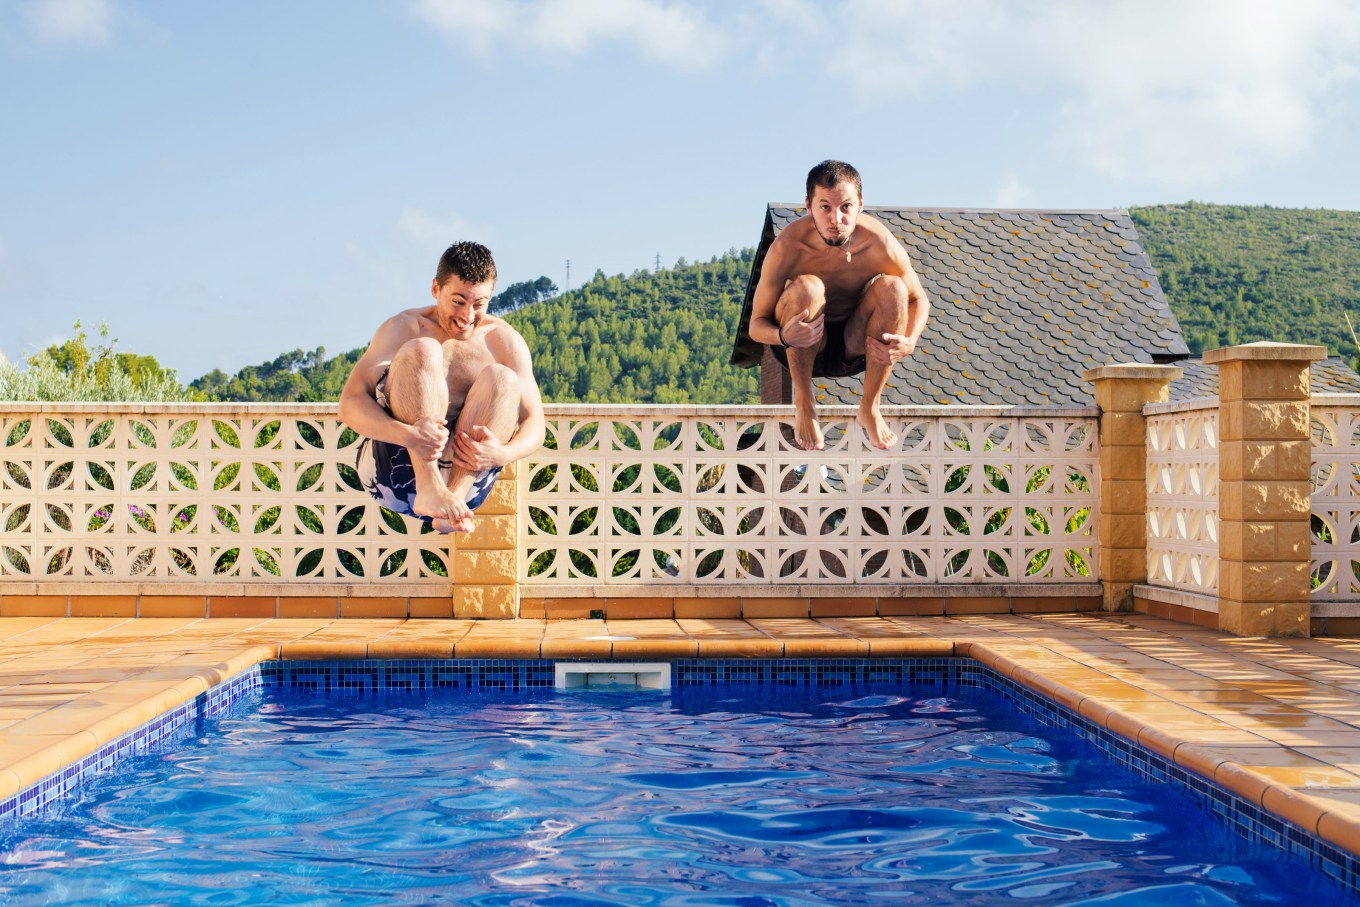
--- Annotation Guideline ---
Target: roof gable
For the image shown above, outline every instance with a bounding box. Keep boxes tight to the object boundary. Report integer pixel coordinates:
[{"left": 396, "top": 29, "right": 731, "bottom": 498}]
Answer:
[{"left": 732, "top": 205, "right": 1189, "bottom": 406}]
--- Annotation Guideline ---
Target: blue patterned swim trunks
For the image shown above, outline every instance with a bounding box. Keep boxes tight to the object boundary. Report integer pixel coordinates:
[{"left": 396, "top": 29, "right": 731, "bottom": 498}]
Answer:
[{"left": 354, "top": 370, "right": 503, "bottom": 520}]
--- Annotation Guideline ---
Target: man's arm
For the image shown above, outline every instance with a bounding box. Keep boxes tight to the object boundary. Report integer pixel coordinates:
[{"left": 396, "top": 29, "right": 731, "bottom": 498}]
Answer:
[{"left": 748, "top": 241, "right": 792, "bottom": 348}]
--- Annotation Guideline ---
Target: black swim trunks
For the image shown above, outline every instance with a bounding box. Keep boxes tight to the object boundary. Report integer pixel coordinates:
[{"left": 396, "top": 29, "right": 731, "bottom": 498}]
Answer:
[
  {"left": 768, "top": 321, "right": 866, "bottom": 379},
  {"left": 355, "top": 369, "right": 502, "bottom": 519}
]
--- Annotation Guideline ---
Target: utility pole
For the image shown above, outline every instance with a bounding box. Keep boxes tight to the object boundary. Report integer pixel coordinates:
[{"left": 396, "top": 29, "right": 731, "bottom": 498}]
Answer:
[{"left": 565, "top": 259, "right": 571, "bottom": 290}]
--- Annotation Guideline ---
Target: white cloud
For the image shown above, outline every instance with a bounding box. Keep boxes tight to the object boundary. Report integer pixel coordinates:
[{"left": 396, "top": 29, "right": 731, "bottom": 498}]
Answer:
[
  {"left": 408, "top": 0, "right": 511, "bottom": 55},
  {"left": 406, "top": 0, "right": 1360, "bottom": 186},
  {"left": 1042, "top": 0, "right": 1360, "bottom": 184},
  {"left": 754, "top": 0, "right": 1360, "bottom": 186},
  {"left": 993, "top": 174, "right": 1036, "bottom": 209},
  {"left": 23, "top": 0, "right": 114, "bottom": 46},
  {"left": 410, "top": 0, "right": 728, "bottom": 69},
  {"left": 399, "top": 208, "right": 488, "bottom": 249}
]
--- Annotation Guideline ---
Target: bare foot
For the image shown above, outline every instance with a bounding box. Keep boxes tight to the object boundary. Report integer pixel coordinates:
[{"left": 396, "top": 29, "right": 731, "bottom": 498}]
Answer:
[
  {"left": 413, "top": 485, "right": 472, "bottom": 525},
  {"left": 431, "top": 516, "right": 475, "bottom": 533},
  {"left": 857, "top": 407, "right": 898, "bottom": 450},
  {"left": 794, "top": 404, "right": 824, "bottom": 451}
]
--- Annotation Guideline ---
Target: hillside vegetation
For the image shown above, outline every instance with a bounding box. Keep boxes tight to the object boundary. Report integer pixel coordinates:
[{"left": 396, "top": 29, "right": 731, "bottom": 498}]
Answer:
[
  {"left": 182, "top": 252, "right": 756, "bottom": 404},
  {"left": 509, "top": 252, "right": 757, "bottom": 403},
  {"left": 1130, "top": 202, "right": 1360, "bottom": 359},
  {"left": 37, "top": 202, "right": 1344, "bottom": 405}
]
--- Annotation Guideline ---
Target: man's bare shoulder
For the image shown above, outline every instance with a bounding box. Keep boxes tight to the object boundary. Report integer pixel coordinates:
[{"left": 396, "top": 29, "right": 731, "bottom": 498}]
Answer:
[
  {"left": 378, "top": 306, "right": 436, "bottom": 335},
  {"left": 770, "top": 214, "right": 819, "bottom": 250},
  {"left": 762, "top": 215, "right": 820, "bottom": 271},
  {"left": 482, "top": 315, "right": 531, "bottom": 356},
  {"left": 855, "top": 214, "right": 916, "bottom": 270},
  {"left": 357, "top": 306, "right": 436, "bottom": 365}
]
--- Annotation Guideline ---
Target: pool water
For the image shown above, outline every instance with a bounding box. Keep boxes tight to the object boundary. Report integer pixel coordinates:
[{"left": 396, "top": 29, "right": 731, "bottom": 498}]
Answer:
[{"left": 0, "top": 684, "right": 1352, "bottom": 906}]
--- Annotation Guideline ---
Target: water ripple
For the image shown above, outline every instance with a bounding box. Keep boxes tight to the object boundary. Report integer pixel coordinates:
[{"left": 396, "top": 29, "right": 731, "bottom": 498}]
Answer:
[{"left": 0, "top": 686, "right": 1348, "bottom": 906}]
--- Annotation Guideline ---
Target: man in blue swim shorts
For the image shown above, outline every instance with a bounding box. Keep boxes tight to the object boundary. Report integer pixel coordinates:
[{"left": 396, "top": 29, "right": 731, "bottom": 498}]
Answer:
[{"left": 339, "top": 242, "right": 545, "bottom": 533}]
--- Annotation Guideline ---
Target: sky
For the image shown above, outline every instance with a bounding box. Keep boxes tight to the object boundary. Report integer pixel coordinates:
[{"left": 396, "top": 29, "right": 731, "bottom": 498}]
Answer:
[{"left": 2, "top": 0, "right": 1359, "bottom": 381}]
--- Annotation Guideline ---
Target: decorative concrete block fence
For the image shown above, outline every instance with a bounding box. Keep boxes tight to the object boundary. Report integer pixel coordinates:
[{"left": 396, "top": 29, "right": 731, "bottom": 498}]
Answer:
[{"left": 1, "top": 342, "right": 1356, "bottom": 636}]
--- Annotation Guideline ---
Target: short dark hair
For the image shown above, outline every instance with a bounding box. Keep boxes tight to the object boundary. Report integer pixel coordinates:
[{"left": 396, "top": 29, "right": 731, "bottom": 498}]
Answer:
[
  {"left": 435, "top": 241, "right": 497, "bottom": 286},
  {"left": 806, "top": 160, "right": 862, "bottom": 202}
]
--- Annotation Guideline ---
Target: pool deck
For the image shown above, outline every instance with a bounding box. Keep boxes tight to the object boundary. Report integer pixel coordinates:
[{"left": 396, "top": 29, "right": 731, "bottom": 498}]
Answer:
[{"left": 5, "top": 613, "right": 1360, "bottom": 858}]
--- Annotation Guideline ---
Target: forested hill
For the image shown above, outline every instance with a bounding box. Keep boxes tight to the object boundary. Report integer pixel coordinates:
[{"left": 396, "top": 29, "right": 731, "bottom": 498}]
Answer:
[
  {"left": 1130, "top": 203, "right": 1360, "bottom": 359},
  {"left": 186, "top": 204, "right": 1360, "bottom": 403},
  {"left": 189, "top": 251, "right": 760, "bottom": 404},
  {"left": 506, "top": 252, "right": 757, "bottom": 403}
]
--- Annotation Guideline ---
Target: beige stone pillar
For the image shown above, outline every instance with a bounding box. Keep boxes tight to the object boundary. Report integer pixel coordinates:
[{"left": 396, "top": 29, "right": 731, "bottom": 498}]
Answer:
[
  {"left": 450, "top": 461, "right": 521, "bottom": 619},
  {"left": 1083, "top": 364, "right": 1182, "bottom": 611},
  {"left": 1207, "top": 342, "right": 1325, "bottom": 637}
]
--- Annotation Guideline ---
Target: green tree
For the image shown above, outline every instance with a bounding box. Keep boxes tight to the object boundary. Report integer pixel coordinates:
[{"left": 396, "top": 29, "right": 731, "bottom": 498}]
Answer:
[
  {"left": 490, "top": 276, "right": 559, "bottom": 314},
  {"left": 0, "top": 321, "right": 192, "bottom": 402}
]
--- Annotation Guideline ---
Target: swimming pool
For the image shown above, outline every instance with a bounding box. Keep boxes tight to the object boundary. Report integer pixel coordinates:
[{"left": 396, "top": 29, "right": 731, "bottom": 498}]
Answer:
[{"left": 2, "top": 659, "right": 1357, "bottom": 905}]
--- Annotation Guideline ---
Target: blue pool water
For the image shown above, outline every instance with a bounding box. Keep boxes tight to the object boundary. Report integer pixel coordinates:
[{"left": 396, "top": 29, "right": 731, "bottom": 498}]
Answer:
[{"left": 0, "top": 683, "right": 1353, "bottom": 906}]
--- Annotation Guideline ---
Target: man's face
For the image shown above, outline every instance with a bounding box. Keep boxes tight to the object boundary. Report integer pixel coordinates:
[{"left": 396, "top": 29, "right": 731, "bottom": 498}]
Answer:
[
  {"left": 807, "top": 181, "right": 863, "bottom": 248},
  {"left": 431, "top": 275, "right": 494, "bottom": 339}
]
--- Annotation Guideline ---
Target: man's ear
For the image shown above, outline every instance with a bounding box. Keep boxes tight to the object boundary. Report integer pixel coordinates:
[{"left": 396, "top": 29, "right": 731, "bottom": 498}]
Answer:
[{"left": 430, "top": 278, "right": 441, "bottom": 300}]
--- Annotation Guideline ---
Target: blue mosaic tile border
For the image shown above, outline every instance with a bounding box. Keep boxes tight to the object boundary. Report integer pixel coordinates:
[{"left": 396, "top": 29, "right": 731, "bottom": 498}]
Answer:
[
  {"left": 0, "top": 664, "right": 263, "bottom": 824},
  {"left": 4, "top": 656, "right": 1359, "bottom": 896},
  {"left": 261, "top": 658, "right": 558, "bottom": 691},
  {"left": 257, "top": 657, "right": 988, "bottom": 692}
]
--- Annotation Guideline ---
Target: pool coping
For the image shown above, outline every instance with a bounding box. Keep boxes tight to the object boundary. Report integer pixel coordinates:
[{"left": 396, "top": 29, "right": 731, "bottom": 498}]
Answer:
[{"left": 4, "top": 616, "right": 1360, "bottom": 866}]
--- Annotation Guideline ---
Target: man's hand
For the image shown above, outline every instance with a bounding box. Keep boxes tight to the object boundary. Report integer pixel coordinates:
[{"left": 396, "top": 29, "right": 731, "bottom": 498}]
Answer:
[
  {"left": 780, "top": 308, "right": 824, "bottom": 349},
  {"left": 866, "top": 332, "right": 916, "bottom": 367},
  {"left": 450, "top": 425, "right": 508, "bottom": 472},
  {"left": 405, "top": 416, "right": 449, "bottom": 462}
]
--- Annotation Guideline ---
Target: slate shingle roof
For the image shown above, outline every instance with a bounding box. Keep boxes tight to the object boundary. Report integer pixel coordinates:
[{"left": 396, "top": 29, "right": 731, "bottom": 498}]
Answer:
[
  {"left": 731, "top": 205, "right": 1190, "bottom": 406},
  {"left": 1170, "top": 356, "right": 1360, "bottom": 401}
]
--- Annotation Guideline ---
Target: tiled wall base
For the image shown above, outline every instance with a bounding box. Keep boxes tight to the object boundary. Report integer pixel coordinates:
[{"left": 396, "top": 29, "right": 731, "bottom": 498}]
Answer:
[
  {"left": 3, "top": 657, "right": 1357, "bottom": 896},
  {"left": 0, "top": 594, "right": 504, "bottom": 620},
  {"left": 0, "top": 592, "right": 1105, "bottom": 620},
  {"left": 521, "top": 594, "right": 1105, "bottom": 620}
]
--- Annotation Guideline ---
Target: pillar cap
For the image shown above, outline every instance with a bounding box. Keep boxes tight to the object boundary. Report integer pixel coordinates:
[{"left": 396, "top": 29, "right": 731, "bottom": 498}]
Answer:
[
  {"left": 1082, "top": 363, "right": 1183, "bottom": 382},
  {"left": 1203, "top": 341, "right": 1327, "bottom": 364}
]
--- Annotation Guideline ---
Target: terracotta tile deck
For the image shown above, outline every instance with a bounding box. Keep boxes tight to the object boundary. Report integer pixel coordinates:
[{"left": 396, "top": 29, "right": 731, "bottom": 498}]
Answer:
[{"left": 5, "top": 613, "right": 1360, "bottom": 858}]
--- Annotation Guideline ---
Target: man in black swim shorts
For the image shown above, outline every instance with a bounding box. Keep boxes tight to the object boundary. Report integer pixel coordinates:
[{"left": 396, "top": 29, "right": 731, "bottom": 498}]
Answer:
[
  {"left": 339, "top": 242, "right": 545, "bottom": 533},
  {"left": 748, "top": 161, "right": 931, "bottom": 451}
]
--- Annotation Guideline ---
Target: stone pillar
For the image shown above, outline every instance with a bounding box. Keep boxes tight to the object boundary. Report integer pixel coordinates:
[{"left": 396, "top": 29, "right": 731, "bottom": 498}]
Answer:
[
  {"left": 450, "top": 461, "right": 521, "bottom": 619},
  {"left": 1083, "top": 364, "right": 1182, "bottom": 611},
  {"left": 1207, "top": 342, "right": 1325, "bottom": 637}
]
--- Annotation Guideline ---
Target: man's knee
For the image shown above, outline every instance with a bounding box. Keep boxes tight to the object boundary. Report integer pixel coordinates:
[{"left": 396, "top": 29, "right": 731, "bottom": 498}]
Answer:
[
  {"left": 778, "top": 274, "right": 826, "bottom": 319},
  {"left": 865, "top": 275, "right": 910, "bottom": 317},
  {"left": 391, "top": 336, "right": 444, "bottom": 373},
  {"left": 475, "top": 362, "right": 519, "bottom": 397}
]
